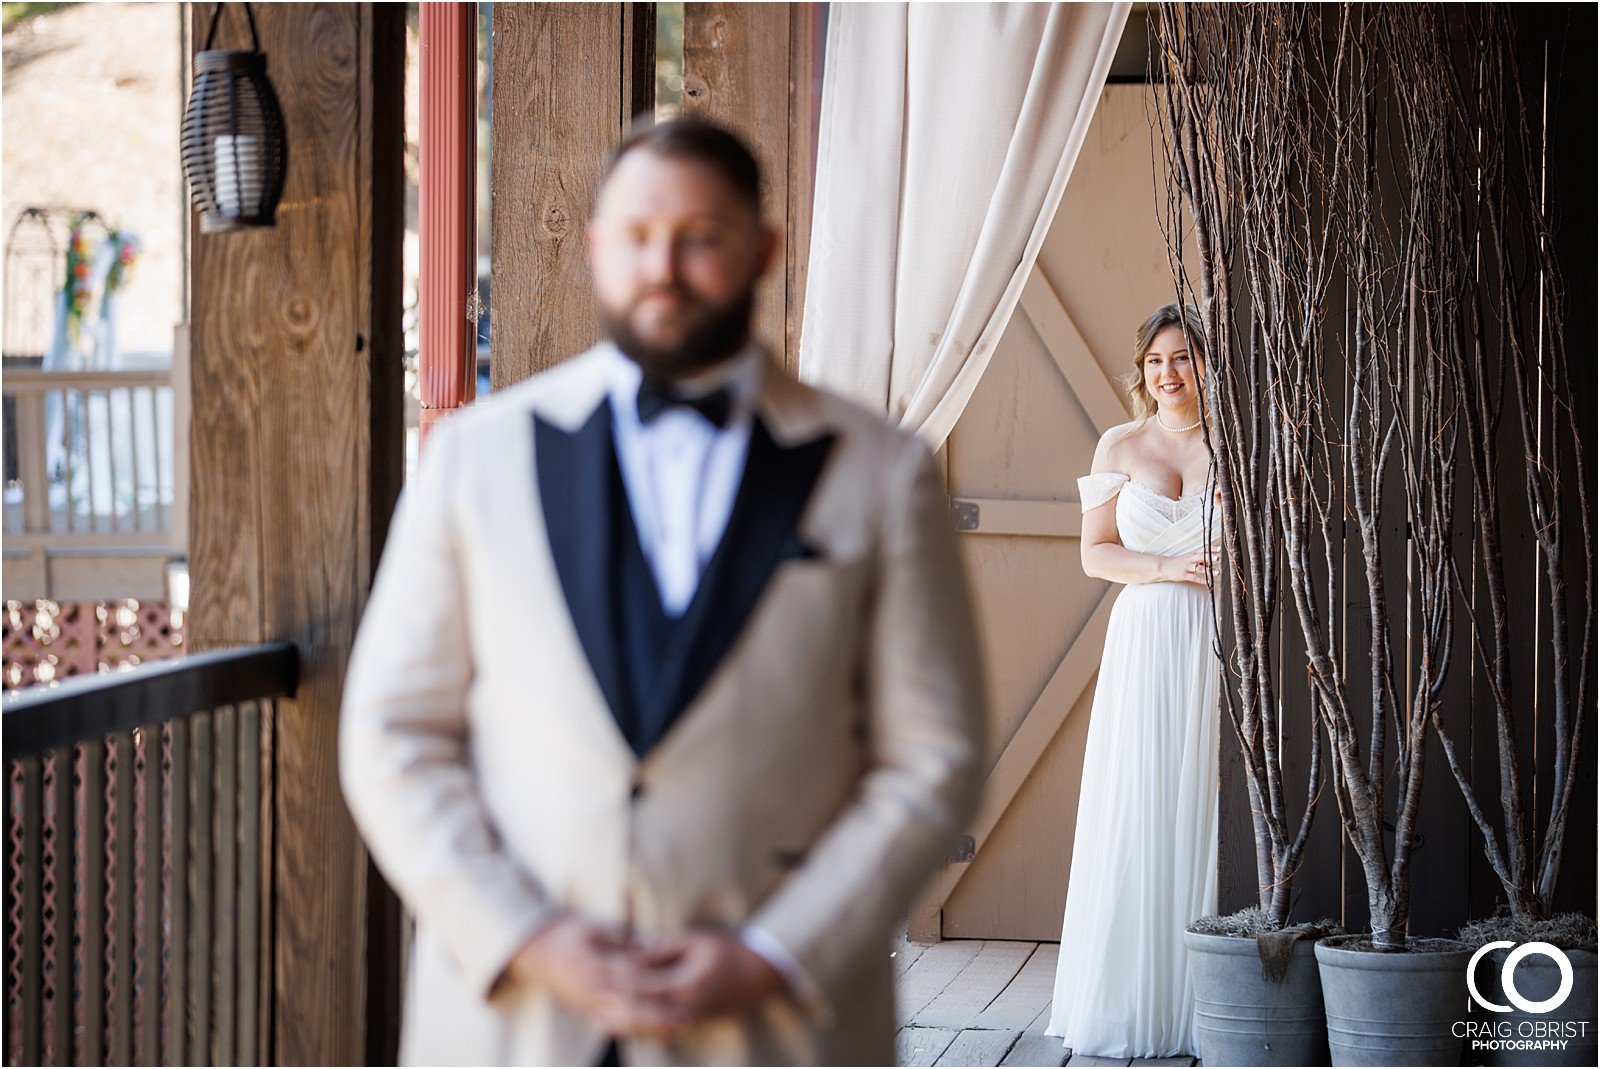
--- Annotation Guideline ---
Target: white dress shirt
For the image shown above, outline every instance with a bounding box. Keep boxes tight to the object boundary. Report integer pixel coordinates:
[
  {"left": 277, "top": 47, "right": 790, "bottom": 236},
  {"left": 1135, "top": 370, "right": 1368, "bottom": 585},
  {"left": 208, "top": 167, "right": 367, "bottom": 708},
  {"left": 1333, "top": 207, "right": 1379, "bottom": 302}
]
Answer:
[
  {"left": 600, "top": 341, "right": 818, "bottom": 1000},
  {"left": 604, "top": 342, "right": 762, "bottom": 617}
]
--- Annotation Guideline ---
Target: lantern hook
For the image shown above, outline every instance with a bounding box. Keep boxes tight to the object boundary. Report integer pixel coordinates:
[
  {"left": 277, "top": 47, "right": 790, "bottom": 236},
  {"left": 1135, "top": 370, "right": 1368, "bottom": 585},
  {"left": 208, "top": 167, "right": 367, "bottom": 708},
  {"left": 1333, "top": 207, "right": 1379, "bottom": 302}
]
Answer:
[{"left": 202, "top": 2, "right": 262, "bottom": 54}]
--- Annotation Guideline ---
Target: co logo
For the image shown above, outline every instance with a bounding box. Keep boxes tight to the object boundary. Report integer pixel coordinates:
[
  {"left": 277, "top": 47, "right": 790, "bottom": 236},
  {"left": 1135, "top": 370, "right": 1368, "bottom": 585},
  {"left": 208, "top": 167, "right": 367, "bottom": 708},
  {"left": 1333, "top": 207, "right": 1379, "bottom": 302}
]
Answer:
[{"left": 1467, "top": 941, "right": 1574, "bottom": 1014}]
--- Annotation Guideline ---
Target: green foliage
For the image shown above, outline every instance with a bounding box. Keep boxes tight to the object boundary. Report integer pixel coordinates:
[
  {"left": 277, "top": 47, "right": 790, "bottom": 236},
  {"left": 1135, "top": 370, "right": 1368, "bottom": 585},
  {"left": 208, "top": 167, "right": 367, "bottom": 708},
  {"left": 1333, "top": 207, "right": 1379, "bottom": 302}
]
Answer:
[
  {"left": 3, "top": 2, "right": 73, "bottom": 32},
  {"left": 655, "top": 1, "right": 683, "bottom": 114}
]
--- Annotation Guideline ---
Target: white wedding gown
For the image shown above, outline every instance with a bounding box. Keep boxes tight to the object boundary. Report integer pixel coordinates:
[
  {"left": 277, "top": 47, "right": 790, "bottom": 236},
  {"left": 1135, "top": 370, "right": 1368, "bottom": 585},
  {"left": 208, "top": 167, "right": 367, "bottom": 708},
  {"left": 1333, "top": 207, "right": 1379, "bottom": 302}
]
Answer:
[{"left": 1045, "top": 472, "right": 1221, "bottom": 1059}]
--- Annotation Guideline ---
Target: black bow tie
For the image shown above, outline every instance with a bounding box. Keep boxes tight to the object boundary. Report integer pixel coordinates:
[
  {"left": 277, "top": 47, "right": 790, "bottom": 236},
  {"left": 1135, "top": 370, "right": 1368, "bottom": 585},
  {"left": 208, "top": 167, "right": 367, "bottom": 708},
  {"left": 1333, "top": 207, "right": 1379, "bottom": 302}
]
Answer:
[{"left": 636, "top": 376, "right": 735, "bottom": 429}]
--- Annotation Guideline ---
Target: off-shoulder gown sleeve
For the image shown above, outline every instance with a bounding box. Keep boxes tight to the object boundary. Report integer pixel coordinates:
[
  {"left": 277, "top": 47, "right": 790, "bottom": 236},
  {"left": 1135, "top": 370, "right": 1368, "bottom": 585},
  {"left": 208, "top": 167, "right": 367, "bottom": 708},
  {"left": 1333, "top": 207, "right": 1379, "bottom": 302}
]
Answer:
[{"left": 1077, "top": 472, "right": 1130, "bottom": 511}]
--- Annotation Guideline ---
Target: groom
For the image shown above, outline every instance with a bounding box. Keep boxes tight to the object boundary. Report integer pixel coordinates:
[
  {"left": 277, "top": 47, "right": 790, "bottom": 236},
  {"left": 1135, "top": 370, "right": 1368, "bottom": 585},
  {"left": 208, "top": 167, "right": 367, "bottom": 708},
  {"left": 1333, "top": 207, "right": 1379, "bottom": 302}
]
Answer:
[{"left": 340, "top": 117, "right": 986, "bottom": 1065}]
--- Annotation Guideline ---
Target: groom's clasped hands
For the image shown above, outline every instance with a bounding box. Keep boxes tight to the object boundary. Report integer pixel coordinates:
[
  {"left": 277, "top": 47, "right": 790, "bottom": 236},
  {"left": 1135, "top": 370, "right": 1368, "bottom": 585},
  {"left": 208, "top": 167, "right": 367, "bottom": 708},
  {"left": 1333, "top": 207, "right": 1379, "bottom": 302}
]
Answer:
[{"left": 506, "top": 914, "right": 788, "bottom": 1041}]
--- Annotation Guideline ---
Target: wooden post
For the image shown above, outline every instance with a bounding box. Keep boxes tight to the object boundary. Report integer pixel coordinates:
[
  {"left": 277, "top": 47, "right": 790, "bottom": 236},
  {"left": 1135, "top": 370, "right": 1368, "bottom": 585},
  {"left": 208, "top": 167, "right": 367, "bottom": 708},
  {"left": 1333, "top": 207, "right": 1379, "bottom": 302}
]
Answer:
[
  {"left": 489, "top": 3, "right": 655, "bottom": 387},
  {"left": 683, "top": 3, "right": 823, "bottom": 373},
  {"left": 186, "top": 4, "right": 405, "bottom": 1063},
  {"left": 418, "top": 2, "right": 478, "bottom": 443},
  {"left": 14, "top": 391, "right": 50, "bottom": 532},
  {"left": 170, "top": 323, "right": 191, "bottom": 554}
]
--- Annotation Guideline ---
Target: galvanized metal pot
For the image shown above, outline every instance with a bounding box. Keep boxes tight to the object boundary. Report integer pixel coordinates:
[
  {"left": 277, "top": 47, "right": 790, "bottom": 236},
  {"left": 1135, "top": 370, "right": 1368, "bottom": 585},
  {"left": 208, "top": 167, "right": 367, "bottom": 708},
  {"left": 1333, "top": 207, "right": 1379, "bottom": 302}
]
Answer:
[
  {"left": 1315, "top": 934, "right": 1472, "bottom": 1066},
  {"left": 1185, "top": 930, "right": 1329, "bottom": 1066},
  {"left": 1469, "top": 946, "right": 1597, "bottom": 1067}
]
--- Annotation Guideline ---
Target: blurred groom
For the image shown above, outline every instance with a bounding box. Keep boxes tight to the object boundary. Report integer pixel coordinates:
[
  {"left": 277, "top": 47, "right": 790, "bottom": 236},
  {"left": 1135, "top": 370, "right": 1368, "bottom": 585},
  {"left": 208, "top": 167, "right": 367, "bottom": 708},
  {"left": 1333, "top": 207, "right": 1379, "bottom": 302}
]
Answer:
[{"left": 340, "top": 117, "right": 985, "bottom": 1066}]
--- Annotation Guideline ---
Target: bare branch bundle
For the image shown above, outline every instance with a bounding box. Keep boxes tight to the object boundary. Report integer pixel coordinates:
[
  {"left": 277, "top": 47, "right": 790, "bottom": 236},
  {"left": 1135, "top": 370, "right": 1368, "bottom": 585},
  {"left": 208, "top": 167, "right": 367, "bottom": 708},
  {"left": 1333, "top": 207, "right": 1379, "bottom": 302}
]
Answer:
[
  {"left": 1420, "top": 6, "right": 1593, "bottom": 926},
  {"left": 1152, "top": 2, "right": 1333, "bottom": 931},
  {"left": 1149, "top": 4, "right": 1578, "bottom": 946}
]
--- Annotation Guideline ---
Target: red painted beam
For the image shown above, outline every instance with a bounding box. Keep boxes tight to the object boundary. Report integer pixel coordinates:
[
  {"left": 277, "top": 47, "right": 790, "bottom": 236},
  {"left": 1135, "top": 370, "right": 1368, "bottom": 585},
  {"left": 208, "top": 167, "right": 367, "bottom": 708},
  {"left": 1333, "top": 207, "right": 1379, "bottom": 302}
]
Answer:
[{"left": 419, "top": 2, "right": 478, "bottom": 444}]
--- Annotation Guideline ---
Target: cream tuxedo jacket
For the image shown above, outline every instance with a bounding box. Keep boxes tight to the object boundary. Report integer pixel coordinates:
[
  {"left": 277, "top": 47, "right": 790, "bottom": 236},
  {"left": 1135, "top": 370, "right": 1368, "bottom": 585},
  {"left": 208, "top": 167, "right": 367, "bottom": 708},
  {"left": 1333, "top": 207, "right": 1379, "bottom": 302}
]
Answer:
[{"left": 340, "top": 347, "right": 986, "bottom": 1066}]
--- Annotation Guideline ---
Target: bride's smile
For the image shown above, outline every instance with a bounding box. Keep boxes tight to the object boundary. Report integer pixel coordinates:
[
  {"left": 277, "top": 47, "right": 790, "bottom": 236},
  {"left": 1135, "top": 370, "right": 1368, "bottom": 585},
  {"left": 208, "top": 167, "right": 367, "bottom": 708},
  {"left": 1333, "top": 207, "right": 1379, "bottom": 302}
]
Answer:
[{"left": 1141, "top": 325, "right": 1203, "bottom": 421}]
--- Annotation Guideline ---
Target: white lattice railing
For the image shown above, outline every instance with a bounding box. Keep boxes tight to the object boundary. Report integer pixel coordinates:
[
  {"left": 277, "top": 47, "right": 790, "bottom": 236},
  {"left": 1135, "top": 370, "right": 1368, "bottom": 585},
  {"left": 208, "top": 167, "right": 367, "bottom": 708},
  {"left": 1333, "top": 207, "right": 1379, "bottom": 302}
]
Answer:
[
  {"left": 3, "top": 366, "right": 187, "bottom": 603},
  {"left": 4, "top": 368, "right": 177, "bottom": 540}
]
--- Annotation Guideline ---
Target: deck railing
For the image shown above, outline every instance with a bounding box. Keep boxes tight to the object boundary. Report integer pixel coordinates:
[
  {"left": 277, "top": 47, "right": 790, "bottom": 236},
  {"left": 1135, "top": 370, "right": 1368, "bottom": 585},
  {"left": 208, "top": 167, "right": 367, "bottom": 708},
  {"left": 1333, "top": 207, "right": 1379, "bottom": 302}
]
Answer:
[
  {"left": 3, "top": 364, "right": 187, "bottom": 604},
  {"left": 3, "top": 368, "right": 180, "bottom": 541},
  {"left": 2, "top": 371, "right": 178, "bottom": 544},
  {"left": 3, "top": 643, "right": 297, "bottom": 1066}
]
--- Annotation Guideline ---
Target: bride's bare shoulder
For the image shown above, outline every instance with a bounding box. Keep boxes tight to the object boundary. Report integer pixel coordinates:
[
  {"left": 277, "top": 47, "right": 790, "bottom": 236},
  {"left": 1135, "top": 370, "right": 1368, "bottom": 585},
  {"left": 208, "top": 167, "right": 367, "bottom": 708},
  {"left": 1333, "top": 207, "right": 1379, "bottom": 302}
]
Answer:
[{"left": 1092, "top": 421, "right": 1144, "bottom": 470}]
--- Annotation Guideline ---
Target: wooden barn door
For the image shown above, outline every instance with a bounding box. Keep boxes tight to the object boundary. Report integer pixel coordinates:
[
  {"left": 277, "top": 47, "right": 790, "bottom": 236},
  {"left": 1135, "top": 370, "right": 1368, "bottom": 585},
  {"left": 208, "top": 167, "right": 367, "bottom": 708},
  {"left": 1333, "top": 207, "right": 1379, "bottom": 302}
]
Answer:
[{"left": 916, "top": 84, "right": 1194, "bottom": 942}]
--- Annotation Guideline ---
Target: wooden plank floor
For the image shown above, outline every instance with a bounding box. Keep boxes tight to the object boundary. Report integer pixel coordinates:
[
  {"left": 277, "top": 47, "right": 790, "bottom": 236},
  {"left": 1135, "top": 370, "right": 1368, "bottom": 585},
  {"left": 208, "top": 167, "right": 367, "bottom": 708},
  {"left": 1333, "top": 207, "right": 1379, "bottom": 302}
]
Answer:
[{"left": 893, "top": 933, "right": 1199, "bottom": 1068}]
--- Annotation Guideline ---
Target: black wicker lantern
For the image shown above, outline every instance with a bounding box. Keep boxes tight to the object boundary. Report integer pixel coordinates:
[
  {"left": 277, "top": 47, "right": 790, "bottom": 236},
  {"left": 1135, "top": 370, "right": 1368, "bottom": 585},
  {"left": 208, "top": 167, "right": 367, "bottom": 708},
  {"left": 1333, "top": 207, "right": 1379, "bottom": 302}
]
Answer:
[{"left": 181, "top": 3, "right": 288, "bottom": 232}]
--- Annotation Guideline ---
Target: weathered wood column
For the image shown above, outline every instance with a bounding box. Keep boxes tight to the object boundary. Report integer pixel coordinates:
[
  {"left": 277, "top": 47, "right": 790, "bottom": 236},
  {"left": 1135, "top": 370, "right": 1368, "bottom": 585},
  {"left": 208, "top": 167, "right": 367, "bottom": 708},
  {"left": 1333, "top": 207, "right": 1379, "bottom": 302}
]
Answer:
[
  {"left": 490, "top": 3, "right": 655, "bottom": 387},
  {"left": 186, "top": 4, "right": 405, "bottom": 1063},
  {"left": 683, "top": 3, "right": 824, "bottom": 372}
]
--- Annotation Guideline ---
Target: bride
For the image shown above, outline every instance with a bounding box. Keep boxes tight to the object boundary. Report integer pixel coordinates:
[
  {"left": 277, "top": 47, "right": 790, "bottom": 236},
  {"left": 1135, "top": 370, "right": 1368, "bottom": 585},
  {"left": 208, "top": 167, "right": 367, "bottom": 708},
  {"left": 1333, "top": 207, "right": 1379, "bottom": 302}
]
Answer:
[{"left": 1044, "top": 304, "right": 1221, "bottom": 1058}]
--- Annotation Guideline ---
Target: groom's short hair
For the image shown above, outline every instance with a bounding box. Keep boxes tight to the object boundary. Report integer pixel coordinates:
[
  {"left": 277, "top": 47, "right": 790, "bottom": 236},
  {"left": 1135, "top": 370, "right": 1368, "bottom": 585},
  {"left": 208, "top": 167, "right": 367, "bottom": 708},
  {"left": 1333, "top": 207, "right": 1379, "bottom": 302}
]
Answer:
[{"left": 601, "top": 115, "right": 763, "bottom": 215}]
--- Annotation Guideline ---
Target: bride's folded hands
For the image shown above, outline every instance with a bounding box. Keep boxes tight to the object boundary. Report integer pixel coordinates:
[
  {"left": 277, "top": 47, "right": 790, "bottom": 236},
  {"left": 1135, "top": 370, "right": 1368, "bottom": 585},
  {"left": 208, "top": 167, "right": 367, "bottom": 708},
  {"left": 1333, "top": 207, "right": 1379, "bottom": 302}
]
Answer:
[
  {"left": 1160, "top": 544, "right": 1219, "bottom": 589},
  {"left": 1080, "top": 498, "right": 1216, "bottom": 588}
]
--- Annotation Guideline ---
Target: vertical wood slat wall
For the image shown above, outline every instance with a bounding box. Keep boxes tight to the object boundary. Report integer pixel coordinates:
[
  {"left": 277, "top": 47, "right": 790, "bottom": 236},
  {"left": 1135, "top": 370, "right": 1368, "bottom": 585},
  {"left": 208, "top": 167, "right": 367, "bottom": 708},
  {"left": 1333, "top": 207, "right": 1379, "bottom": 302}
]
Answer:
[
  {"left": 185, "top": 4, "right": 405, "bottom": 1064},
  {"left": 490, "top": 3, "right": 656, "bottom": 387},
  {"left": 681, "top": 3, "right": 823, "bottom": 374},
  {"left": 490, "top": 3, "right": 822, "bottom": 387}
]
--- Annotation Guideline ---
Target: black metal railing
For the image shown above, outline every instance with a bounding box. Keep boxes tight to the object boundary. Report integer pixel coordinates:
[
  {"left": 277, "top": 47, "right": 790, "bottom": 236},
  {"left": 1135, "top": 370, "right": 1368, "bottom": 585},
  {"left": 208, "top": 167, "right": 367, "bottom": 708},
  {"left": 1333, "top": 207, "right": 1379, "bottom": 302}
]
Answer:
[{"left": 3, "top": 643, "right": 297, "bottom": 1066}]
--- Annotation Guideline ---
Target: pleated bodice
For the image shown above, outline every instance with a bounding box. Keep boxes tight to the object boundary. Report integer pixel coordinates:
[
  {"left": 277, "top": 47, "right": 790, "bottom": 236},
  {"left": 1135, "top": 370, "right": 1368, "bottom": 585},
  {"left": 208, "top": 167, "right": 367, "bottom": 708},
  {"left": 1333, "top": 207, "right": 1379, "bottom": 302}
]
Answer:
[{"left": 1076, "top": 472, "right": 1215, "bottom": 557}]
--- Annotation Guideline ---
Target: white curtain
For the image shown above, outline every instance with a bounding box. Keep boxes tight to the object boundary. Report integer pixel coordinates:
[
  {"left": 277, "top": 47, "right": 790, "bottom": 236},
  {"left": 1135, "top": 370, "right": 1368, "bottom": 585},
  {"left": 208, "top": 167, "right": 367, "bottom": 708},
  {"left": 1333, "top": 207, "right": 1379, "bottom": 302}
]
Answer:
[{"left": 799, "top": 2, "right": 1130, "bottom": 449}]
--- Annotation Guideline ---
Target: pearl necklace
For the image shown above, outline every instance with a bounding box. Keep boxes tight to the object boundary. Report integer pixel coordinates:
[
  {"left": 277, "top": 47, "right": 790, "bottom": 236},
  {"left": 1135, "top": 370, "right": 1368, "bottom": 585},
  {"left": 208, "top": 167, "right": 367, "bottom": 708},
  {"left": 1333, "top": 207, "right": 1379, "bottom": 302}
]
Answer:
[{"left": 1156, "top": 411, "right": 1203, "bottom": 433}]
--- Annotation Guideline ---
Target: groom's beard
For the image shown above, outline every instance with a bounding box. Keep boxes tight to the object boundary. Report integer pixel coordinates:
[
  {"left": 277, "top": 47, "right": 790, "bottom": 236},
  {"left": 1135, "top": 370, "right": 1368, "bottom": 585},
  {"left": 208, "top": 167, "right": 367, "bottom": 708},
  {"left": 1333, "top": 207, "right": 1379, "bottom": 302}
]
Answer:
[{"left": 603, "top": 286, "right": 756, "bottom": 381}]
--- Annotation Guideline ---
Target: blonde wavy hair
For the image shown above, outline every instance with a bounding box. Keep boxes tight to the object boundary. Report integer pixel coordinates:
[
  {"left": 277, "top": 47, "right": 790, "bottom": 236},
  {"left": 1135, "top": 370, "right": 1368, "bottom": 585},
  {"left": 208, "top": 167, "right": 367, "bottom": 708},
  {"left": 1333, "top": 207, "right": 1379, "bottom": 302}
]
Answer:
[{"left": 1125, "top": 304, "right": 1208, "bottom": 421}]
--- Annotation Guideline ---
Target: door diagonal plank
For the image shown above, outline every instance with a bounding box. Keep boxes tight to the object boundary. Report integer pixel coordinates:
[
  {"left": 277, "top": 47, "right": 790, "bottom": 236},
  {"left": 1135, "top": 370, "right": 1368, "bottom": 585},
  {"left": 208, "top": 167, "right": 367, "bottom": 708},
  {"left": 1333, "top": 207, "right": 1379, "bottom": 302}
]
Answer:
[
  {"left": 897, "top": 939, "right": 986, "bottom": 1025},
  {"left": 924, "top": 588, "right": 1118, "bottom": 909},
  {"left": 899, "top": 1027, "right": 960, "bottom": 1067},
  {"left": 972, "top": 943, "right": 1059, "bottom": 1031},
  {"left": 1019, "top": 267, "right": 1128, "bottom": 435},
  {"left": 937, "top": 1029, "right": 1022, "bottom": 1067},
  {"left": 1001, "top": 1032, "right": 1071, "bottom": 1067},
  {"left": 913, "top": 940, "right": 1036, "bottom": 1028}
]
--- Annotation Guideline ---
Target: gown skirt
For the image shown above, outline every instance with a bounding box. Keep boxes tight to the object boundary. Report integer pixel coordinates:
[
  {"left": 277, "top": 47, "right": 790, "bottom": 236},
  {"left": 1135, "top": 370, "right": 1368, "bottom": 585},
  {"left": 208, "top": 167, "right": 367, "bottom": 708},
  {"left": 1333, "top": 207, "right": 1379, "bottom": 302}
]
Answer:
[{"left": 1044, "top": 473, "right": 1220, "bottom": 1059}]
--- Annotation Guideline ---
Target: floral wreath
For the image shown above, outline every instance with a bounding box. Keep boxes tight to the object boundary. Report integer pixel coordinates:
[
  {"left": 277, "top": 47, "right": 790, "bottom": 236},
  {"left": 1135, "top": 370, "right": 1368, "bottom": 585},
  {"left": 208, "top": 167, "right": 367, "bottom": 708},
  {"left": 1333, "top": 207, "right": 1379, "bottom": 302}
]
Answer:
[{"left": 63, "top": 213, "right": 140, "bottom": 342}]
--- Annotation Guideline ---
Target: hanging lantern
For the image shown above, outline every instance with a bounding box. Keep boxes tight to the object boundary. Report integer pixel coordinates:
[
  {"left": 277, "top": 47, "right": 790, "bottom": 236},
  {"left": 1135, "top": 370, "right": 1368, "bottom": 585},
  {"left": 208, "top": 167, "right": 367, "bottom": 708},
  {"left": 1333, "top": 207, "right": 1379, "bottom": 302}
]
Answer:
[{"left": 180, "top": 3, "right": 288, "bottom": 232}]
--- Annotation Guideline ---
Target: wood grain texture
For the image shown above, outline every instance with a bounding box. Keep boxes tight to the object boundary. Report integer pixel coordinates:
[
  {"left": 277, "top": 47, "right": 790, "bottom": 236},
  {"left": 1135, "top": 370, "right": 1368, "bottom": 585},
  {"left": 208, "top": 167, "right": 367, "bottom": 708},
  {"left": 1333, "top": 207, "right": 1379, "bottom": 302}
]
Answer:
[
  {"left": 683, "top": 4, "right": 790, "bottom": 361},
  {"left": 491, "top": 4, "right": 654, "bottom": 386},
  {"left": 1001, "top": 1032, "right": 1072, "bottom": 1067},
  {"left": 937, "top": 1029, "right": 1023, "bottom": 1067},
  {"left": 897, "top": 939, "right": 986, "bottom": 1025},
  {"left": 912, "top": 940, "right": 1035, "bottom": 1029},
  {"left": 971, "top": 944, "right": 1058, "bottom": 1031},
  {"left": 898, "top": 1027, "right": 960, "bottom": 1067},
  {"left": 682, "top": 4, "right": 820, "bottom": 372},
  {"left": 186, "top": 5, "right": 405, "bottom": 1063},
  {"left": 783, "top": 5, "right": 822, "bottom": 374}
]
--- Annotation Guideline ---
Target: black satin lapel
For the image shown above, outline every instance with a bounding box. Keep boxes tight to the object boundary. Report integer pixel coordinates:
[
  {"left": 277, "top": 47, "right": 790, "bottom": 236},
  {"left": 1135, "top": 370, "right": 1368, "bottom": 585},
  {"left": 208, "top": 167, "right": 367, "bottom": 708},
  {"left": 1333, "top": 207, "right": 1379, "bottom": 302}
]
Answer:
[
  {"left": 533, "top": 403, "right": 631, "bottom": 729},
  {"left": 638, "top": 420, "right": 837, "bottom": 750}
]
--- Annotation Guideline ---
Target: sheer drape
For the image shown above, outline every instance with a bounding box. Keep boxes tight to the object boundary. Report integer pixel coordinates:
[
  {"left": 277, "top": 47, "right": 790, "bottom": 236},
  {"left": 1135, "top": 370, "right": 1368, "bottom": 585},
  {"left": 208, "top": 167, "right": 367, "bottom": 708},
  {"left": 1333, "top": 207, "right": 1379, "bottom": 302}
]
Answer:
[{"left": 798, "top": 2, "right": 1130, "bottom": 449}]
